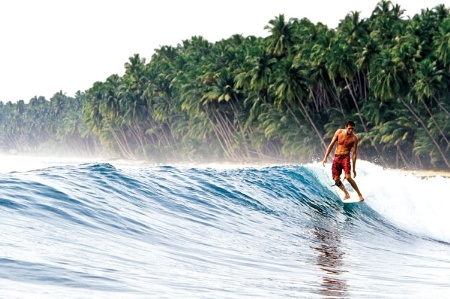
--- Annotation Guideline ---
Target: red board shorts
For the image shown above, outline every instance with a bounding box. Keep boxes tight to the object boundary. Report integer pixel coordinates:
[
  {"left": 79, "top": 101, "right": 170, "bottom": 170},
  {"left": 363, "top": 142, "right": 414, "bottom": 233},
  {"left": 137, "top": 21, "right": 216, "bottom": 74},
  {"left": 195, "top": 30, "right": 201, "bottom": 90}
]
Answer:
[{"left": 332, "top": 154, "right": 351, "bottom": 179}]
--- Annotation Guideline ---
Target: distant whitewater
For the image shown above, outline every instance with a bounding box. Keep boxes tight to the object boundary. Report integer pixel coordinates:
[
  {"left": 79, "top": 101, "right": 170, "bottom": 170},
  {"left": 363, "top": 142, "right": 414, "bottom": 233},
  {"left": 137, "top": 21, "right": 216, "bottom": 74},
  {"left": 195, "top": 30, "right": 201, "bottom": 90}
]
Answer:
[{"left": 1, "top": 156, "right": 449, "bottom": 298}]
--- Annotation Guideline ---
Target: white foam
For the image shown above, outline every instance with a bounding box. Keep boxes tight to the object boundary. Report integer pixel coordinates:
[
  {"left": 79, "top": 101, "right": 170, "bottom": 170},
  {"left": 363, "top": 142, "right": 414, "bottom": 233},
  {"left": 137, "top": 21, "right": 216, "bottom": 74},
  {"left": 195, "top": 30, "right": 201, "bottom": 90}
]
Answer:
[{"left": 318, "top": 160, "right": 450, "bottom": 242}]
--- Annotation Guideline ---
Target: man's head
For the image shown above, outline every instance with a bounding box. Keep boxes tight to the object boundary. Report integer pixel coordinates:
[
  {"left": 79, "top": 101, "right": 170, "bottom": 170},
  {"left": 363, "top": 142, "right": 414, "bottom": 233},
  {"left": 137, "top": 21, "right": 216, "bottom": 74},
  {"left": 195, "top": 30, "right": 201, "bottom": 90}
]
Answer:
[
  {"left": 345, "top": 120, "right": 355, "bottom": 127},
  {"left": 345, "top": 120, "right": 355, "bottom": 134}
]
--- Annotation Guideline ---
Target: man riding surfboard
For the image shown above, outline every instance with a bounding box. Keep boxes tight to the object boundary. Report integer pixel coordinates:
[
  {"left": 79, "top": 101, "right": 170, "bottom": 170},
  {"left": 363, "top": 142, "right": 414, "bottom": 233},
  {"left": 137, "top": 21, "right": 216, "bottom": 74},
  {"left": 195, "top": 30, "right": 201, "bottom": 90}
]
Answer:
[{"left": 322, "top": 120, "right": 364, "bottom": 201}]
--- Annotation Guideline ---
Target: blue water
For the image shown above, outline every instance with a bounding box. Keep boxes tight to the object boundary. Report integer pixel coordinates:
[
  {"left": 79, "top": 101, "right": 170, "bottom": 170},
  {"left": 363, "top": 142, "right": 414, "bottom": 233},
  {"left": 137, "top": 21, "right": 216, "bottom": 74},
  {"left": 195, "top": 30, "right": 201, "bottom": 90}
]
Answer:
[{"left": 1, "top": 157, "right": 450, "bottom": 298}]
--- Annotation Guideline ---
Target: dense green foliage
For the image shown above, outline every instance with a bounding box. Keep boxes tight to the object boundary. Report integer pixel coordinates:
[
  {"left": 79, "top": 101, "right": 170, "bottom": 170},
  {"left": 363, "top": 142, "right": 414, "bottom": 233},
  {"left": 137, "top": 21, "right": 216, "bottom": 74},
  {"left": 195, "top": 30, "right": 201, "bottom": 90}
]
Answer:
[{"left": 0, "top": 1, "right": 449, "bottom": 169}]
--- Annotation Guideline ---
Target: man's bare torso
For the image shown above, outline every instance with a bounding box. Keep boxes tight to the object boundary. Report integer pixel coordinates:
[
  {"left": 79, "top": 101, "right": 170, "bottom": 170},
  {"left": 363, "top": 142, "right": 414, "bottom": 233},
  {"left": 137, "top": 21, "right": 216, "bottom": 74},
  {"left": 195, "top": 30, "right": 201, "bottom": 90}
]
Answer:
[{"left": 335, "top": 129, "right": 356, "bottom": 155}]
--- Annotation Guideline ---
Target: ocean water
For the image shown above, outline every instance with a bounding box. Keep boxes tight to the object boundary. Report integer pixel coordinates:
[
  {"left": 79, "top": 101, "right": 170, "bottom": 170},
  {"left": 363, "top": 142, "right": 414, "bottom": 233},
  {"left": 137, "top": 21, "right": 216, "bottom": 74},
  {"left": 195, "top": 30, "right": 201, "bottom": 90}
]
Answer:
[{"left": 1, "top": 157, "right": 450, "bottom": 298}]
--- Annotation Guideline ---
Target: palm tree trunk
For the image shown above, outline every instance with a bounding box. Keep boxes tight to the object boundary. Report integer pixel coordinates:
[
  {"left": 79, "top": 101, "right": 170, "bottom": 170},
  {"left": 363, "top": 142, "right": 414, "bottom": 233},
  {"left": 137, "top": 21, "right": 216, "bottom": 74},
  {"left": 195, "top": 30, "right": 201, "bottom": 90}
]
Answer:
[
  {"left": 433, "top": 96, "right": 450, "bottom": 117},
  {"left": 293, "top": 91, "right": 327, "bottom": 153},
  {"left": 229, "top": 96, "right": 252, "bottom": 159},
  {"left": 109, "top": 126, "right": 134, "bottom": 159},
  {"left": 214, "top": 109, "right": 240, "bottom": 160},
  {"left": 331, "top": 79, "right": 345, "bottom": 117},
  {"left": 129, "top": 121, "right": 148, "bottom": 160},
  {"left": 421, "top": 100, "right": 450, "bottom": 147},
  {"left": 205, "top": 110, "right": 235, "bottom": 160},
  {"left": 396, "top": 144, "right": 411, "bottom": 168}
]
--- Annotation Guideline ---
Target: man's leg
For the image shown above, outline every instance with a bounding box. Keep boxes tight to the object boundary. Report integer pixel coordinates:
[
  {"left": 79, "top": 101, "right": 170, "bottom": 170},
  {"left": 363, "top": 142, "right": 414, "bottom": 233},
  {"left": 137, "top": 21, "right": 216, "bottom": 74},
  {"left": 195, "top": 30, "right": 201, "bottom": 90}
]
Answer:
[
  {"left": 345, "top": 174, "right": 364, "bottom": 201},
  {"left": 334, "top": 176, "right": 350, "bottom": 199},
  {"left": 332, "top": 157, "right": 350, "bottom": 199}
]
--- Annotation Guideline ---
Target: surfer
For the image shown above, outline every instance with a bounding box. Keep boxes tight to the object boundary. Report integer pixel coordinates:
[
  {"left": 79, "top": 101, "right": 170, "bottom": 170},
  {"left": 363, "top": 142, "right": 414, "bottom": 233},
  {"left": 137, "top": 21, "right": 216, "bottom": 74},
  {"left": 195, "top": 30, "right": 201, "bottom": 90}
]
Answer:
[{"left": 322, "top": 120, "right": 364, "bottom": 201}]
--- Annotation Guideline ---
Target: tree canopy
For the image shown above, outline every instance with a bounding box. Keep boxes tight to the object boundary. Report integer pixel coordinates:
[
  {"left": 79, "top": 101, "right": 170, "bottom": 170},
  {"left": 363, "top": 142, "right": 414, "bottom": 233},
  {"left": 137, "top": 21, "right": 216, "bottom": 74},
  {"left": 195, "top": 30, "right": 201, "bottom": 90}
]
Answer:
[{"left": 0, "top": 1, "right": 449, "bottom": 170}]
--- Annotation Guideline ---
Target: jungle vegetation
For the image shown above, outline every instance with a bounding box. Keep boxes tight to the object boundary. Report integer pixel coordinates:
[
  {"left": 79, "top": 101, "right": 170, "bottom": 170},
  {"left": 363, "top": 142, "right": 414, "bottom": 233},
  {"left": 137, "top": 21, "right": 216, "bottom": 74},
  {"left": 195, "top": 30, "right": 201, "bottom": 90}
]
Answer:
[{"left": 0, "top": 1, "right": 449, "bottom": 170}]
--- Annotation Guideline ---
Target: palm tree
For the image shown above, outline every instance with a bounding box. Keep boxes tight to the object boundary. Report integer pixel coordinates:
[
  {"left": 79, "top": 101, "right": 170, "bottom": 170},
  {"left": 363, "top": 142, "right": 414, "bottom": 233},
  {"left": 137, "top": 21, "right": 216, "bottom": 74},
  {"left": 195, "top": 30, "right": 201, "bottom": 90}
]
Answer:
[
  {"left": 412, "top": 58, "right": 449, "bottom": 147},
  {"left": 272, "top": 58, "right": 327, "bottom": 153},
  {"left": 434, "top": 16, "right": 450, "bottom": 71},
  {"left": 368, "top": 0, "right": 406, "bottom": 46},
  {"left": 400, "top": 96, "right": 450, "bottom": 169},
  {"left": 308, "top": 23, "right": 345, "bottom": 116},
  {"left": 264, "top": 14, "right": 295, "bottom": 58},
  {"left": 369, "top": 49, "right": 410, "bottom": 100}
]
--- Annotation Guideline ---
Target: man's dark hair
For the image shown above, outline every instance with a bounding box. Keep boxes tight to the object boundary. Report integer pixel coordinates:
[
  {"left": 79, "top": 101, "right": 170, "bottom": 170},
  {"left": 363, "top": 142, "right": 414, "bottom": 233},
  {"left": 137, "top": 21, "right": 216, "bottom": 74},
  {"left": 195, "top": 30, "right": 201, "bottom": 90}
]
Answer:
[{"left": 346, "top": 120, "right": 356, "bottom": 127}]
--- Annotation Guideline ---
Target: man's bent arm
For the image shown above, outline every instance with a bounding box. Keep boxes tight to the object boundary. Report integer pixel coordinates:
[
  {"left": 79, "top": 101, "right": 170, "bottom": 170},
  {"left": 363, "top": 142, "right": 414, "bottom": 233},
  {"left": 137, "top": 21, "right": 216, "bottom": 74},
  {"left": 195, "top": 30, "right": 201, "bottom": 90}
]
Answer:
[{"left": 323, "top": 144, "right": 334, "bottom": 162}]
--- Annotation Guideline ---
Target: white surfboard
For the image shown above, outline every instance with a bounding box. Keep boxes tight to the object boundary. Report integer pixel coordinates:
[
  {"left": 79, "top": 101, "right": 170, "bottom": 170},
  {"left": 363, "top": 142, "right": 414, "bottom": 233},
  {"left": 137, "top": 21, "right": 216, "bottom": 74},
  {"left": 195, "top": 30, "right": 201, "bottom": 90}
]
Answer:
[
  {"left": 340, "top": 192, "right": 364, "bottom": 203},
  {"left": 341, "top": 197, "right": 363, "bottom": 203}
]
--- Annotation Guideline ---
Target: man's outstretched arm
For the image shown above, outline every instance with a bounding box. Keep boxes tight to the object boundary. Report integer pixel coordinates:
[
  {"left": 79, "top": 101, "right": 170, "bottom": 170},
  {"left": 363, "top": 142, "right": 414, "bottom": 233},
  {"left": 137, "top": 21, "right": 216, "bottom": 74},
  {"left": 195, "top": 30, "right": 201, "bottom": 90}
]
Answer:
[
  {"left": 322, "top": 131, "right": 339, "bottom": 166},
  {"left": 352, "top": 139, "right": 358, "bottom": 177}
]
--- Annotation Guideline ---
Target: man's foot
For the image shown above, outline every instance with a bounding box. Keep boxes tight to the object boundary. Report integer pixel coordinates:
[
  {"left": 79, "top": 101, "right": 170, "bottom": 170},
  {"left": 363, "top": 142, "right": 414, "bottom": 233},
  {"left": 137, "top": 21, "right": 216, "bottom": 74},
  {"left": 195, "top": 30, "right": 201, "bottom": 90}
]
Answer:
[
  {"left": 358, "top": 194, "right": 365, "bottom": 201},
  {"left": 343, "top": 193, "right": 351, "bottom": 200}
]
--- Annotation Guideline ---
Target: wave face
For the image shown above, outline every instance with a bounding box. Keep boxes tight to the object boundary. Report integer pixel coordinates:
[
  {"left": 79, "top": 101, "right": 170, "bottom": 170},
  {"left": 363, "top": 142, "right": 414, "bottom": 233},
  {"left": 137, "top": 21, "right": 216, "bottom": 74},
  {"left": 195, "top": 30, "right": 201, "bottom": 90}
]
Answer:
[{"left": 1, "top": 159, "right": 450, "bottom": 298}]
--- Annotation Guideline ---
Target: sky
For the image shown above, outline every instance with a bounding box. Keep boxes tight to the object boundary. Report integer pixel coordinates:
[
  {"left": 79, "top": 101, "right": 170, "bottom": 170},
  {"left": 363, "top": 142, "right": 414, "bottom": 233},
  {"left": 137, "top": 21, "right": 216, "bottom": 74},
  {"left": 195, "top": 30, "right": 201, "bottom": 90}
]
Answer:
[{"left": 0, "top": 0, "right": 447, "bottom": 103}]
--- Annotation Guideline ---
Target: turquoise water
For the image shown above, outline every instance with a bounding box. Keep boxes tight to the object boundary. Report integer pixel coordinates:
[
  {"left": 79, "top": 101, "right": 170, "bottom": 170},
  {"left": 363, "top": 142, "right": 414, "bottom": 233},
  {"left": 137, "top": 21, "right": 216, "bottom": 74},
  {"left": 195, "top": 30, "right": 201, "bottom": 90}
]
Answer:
[{"left": 1, "top": 158, "right": 449, "bottom": 298}]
